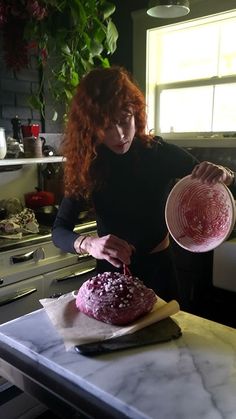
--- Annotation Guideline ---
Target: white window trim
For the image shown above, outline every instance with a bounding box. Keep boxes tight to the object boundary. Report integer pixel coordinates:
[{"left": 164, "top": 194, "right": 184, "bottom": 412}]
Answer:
[
  {"left": 155, "top": 75, "right": 236, "bottom": 136},
  {"left": 146, "top": 9, "right": 236, "bottom": 141}
]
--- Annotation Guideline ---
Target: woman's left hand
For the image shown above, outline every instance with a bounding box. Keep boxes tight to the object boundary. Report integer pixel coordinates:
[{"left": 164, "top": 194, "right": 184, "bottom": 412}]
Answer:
[{"left": 191, "top": 161, "right": 234, "bottom": 186}]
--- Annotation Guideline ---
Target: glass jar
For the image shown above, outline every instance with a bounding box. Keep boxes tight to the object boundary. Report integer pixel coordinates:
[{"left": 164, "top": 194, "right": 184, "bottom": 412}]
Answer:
[{"left": 0, "top": 127, "right": 7, "bottom": 159}]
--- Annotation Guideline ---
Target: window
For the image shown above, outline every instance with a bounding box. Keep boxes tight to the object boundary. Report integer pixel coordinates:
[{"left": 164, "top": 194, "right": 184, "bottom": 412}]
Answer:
[{"left": 146, "top": 10, "right": 236, "bottom": 138}]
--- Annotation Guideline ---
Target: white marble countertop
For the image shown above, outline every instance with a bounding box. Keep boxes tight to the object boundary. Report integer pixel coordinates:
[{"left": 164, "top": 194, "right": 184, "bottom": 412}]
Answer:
[{"left": 0, "top": 308, "right": 236, "bottom": 419}]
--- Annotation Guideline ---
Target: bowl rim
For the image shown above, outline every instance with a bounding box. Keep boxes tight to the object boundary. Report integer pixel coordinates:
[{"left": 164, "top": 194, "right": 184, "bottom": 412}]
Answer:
[{"left": 165, "top": 175, "right": 236, "bottom": 252}]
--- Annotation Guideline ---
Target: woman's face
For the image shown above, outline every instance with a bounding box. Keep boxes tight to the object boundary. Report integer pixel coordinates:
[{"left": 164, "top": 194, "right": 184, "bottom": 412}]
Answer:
[{"left": 103, "top": 109, "right": 135, "bottom": 154}]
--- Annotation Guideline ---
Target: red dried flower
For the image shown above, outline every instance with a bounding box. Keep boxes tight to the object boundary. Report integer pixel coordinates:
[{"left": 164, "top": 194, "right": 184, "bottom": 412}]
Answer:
[
  {"left": 40, "top": 47, "right": 48, "bottom": 65},
  {"left": 26, "top": 1, "right": 47, "bottom": 21},
  {"left": 0, "top": 1, "right": 48, "bottom": 71}
]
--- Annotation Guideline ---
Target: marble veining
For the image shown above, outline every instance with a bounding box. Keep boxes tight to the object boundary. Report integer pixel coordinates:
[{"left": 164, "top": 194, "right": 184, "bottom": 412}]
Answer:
[{"left": 0, "top": 309, "right": 236, "bottom": 419}]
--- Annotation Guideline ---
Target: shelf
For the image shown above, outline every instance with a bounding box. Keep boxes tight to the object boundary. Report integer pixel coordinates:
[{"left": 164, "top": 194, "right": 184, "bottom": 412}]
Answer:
[{"left": 0, "top": 156, "right": 64, "bottom": 167}]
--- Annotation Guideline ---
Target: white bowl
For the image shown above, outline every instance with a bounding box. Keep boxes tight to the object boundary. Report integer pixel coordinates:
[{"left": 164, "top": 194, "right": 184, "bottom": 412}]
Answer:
[{"left": 165, "top": 175, "right": 236, "bottom": 252}]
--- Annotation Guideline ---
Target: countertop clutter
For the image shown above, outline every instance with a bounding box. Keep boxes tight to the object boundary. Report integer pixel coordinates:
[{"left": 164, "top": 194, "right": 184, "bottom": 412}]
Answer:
[{"left": 0, "top": 307, "right": 235, "bottom": 418}]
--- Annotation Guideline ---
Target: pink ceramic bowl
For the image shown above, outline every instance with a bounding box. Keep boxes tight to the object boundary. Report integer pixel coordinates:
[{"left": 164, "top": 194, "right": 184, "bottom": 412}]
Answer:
[{"left": 165, "top": 175, "right": 236, "bottom": 252}]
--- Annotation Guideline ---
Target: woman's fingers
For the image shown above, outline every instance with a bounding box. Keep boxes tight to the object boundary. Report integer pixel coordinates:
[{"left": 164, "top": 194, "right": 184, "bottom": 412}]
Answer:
[
  {"left": 103, "top": 247, "right": 130, "bottom": 266},
  {"left": 106, "top": 234, "right": 133, "bottom": 254},
  {"left": 103, "top": 254, "right": 124, "bottom": 268},
  {"left": 102, "top": 235, "right": 133, "bottom": 266},
  {"left": 191, "top": 161, "right": 228, "bottom": 184},
  {"left": 85, "top": 234, "right": 135, "bottom": 267}
]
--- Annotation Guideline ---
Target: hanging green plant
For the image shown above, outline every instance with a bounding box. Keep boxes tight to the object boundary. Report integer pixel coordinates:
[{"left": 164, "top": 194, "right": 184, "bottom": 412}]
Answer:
[{"left": 0, "top": 0, "right": 118, "bottom": 119}]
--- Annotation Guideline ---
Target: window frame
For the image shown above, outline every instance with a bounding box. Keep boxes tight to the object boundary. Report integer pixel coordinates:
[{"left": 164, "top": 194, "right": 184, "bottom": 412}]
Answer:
[
  {"left": 155, "top": 75, "right": 236, "bottom": 136},
  {"left": 146, "top": 10, "right": 236, "bottom": 140}
]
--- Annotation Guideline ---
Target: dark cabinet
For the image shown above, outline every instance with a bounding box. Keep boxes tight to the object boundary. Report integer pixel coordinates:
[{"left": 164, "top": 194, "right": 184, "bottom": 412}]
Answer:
[{"left": 170, "top": 238, "right": 213, "bottom": 312}]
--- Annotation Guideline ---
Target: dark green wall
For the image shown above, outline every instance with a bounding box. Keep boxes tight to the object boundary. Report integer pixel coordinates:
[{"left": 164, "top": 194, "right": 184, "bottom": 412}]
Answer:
[{"left": 111, "top": 0, "right": 147, "bottom": 72}]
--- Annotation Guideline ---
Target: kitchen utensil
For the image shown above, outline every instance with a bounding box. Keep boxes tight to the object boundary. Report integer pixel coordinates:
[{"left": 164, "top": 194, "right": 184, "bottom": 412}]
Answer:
[
  {"left": 42, "top": 144, "right": 57, "bottom": 157},
  {"left": 23, "top": 136, "right": 45, "bottom": 158},
  {"left": 165, "top": 175, "right": 236, "bottom": 252},
  {"left": 0, "top": 208, "right": 6, "bottom": 220},
  {"left": 123, "top": 264, "right": 132, "bottom": 275},
  {"left": 6, "top": 137, "right": 24, "bottom": 158},
  {"left": 11, "top": 116, "right": 22, "bottom": 142},
  {"left": 0, "top": 128, "right": 7, "bottom": 159},
  {"left": 74, "top": 317, "right": 182, "bottom": 355},
  {"left": 33, "top": 205, "right": 58, "bottom": 225},
  {"left": 21, "top": 121, "right": 40, "bottom": 139}
]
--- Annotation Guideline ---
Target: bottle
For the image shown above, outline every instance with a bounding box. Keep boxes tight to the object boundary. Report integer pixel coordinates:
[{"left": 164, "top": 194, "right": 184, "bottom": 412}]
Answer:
[
  {"left": 11, "top": 116, "right": 22, "bottom": 143},
  {"left": 0, "top": 127, "right": 7, "bottom": 159}
]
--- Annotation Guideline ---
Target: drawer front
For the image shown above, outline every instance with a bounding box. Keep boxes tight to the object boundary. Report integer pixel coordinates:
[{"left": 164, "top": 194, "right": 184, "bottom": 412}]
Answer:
[
  {"left": 43, "top": 257, "right": 96, "bottom": 298},
  {"left": 0, "top": 275, "right": 44, "bottom": 325},
  {"left": 0, "top": 241, "right": 83, "bottom": 286}
]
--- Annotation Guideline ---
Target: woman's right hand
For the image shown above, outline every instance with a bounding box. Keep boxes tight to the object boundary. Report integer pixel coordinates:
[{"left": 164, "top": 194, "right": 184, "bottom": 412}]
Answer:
[
  {"left": 74, "top": 234, "right": 134, "bottom": 268},
  {"left": 191, "top": 161, "right": 234, "bottom": 186}
]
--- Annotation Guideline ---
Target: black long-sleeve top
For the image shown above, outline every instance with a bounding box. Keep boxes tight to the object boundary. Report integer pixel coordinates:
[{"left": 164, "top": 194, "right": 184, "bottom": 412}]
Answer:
[{"left": 52, "top": 137, "right": 236, "bottom": 255}]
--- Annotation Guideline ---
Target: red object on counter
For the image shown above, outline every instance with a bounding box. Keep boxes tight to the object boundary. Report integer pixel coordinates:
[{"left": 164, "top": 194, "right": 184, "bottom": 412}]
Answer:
[
  {"left": 21, "top": 124, "right": 40, "bottom": 138},
  {"left": 25, "top": 190, "right": 55, "bottom": 209}
]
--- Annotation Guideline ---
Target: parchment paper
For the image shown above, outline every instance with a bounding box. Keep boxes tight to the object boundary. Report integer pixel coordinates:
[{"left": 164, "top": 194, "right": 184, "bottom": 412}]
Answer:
[{"left": 40, "top": 293, "right": 180, "bottom": 351}]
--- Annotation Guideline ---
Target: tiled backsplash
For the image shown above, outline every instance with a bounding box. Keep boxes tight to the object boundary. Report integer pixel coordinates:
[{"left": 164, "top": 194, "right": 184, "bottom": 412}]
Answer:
[{"left": 0, "top": 44, "right": 63, "bottom": 136}]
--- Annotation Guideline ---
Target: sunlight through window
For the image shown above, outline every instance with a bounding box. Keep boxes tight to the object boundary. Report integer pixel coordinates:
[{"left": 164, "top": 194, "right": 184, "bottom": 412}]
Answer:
[{"left": 146, "top": 10, "right": 236, "bottom": 137}]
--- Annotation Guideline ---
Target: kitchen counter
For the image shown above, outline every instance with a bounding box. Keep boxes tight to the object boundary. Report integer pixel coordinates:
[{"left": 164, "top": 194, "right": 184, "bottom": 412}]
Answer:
[
  {"left": 0, "top": 308, "right": 235, "bottom": 419},
  {"left": 0, "top": 220, "right": 96, "bottom": 252}
]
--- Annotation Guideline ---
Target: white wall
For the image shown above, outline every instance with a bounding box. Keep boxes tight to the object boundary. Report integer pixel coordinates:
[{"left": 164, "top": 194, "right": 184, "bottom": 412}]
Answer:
[
  {"left": 0, "top": 165, "right": 38, "bottom": 206},
  {"left": 0, "top": 134, "right": 62, "bottom": 207}
]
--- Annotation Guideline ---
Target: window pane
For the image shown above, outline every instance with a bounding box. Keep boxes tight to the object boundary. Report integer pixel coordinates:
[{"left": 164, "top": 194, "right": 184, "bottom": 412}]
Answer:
[
  {"left": 157, "top": 24, "right": 219, "bottom": 84},
  {"left": 213, "top": 84, "right": 236, "bottom": 131},
  {"left": 219, "top": 20, "right": 236, "bottom": 76},
  {"left": 159, "top": 86, "right": 213, "bottom": 133},
  {"left": 146, "top": 11, "right": 236, "bottom": 135}
]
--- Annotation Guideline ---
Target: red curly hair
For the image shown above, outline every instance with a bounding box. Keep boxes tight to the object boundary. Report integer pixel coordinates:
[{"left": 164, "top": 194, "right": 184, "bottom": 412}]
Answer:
[{"left": 61, "top": 66, "right": 151, "bottom": 198}]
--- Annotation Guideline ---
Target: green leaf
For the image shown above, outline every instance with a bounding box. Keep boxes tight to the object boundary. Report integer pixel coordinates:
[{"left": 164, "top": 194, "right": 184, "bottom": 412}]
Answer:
[
  {"left": 52, "top": 110, "right": 58, "bottom": 121},
  {"left": 70, "top": 0, "right": 87, "bottom": 31},
  {"left": 61, "top": 63, "right": 67, "bottom": 77},
  {"left": 81, "top": 57, "right": 93, "bottom": 72},
  {"left": 93, "top": 26, "right": 106, "bottom": 44},
  {"left": 98, "top": 57, "right": 111, "bottom": 68},
  {"left": 106, "top": 20, "right": 118, "bottom": 54},
  {"left": 88, "top": 54, "right": 94, "bottom": 65},
  {"left": 28, "top": 94, "right": 43, "bottom": 111},
  {"left": 103, "top": 2, "right": 116, "bottom": 20},
  {"left": 82, "top": 33, "right": 91, "bottom": 50},
  {"left": 58, "top": 72, "right": 66, "bottom": 82},
  {"left": 64, "top": 89, "right": 73, "bottom": 101},
  {"left": 15, "top": 0, "right": 118, "bottom": 120},
  {"left": 90, "top": 39, "right": 103, "bottom": 56},
  {"left": 43, "top": 0, "right": 66, "bottom": 12},
  {"left": 61, "top": 44, "right": 71, "bottom": 55},
  {"left": 70, "top": 71, "right": 79, "bottom": 87}
]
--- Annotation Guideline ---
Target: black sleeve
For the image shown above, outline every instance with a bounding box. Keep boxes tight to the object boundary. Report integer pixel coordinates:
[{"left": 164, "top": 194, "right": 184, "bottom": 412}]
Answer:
[
  {"left": 161, "top": 140, "right": 236, "bottom": 197},
  {"left": 52, "top": 197, "right": 83, "bottom": 254},
  {"left": 157, "top": 140, "right": 199, "bottom": 179}
]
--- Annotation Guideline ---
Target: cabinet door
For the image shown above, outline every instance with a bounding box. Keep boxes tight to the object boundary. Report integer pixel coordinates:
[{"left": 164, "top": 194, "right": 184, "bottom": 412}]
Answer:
[
  {"left": 43, "top": 257, "right": 96, "bottom": 298},
  {"left": 213, "top": 241, "right": 236, "bottom": 292},
  {"left": 0, "top": 275, "right": 44, "bottom": 324}
]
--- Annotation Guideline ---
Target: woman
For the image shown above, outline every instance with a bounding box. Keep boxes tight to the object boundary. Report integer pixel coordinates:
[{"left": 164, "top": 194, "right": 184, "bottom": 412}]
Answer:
[{"left": 52, "top": 66, "right": 235, "bottom": 301}]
